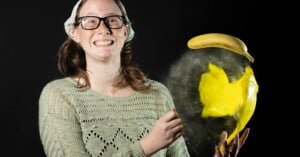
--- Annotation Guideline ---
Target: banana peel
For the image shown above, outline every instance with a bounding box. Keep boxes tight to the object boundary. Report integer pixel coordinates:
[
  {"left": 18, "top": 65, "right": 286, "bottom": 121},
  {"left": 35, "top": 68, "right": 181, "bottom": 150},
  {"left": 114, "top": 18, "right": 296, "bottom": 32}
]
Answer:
[{"left": 187, "top": 33, "right": 254, "bottom": 62}]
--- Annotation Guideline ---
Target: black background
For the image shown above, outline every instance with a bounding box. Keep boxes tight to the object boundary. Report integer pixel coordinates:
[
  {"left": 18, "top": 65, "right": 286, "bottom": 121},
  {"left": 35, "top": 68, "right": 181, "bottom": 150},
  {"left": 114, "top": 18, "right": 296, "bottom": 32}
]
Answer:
[{"left": 1, "top": 0, "right": 292, "bottom": 156}]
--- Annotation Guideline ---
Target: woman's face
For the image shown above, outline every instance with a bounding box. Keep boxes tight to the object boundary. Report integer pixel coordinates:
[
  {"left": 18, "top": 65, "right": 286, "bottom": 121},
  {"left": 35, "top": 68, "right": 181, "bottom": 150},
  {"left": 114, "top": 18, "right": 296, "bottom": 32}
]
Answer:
[{"left": 73, "top": 0, "right": 128, "bottom": 62}]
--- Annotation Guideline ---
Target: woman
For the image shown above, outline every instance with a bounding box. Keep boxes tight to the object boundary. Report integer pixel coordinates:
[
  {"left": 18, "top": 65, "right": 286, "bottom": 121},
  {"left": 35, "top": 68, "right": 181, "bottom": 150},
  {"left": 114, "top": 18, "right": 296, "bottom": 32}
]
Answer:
[{"left": 38, "top": 0, "right": 190, "bottom": 156}]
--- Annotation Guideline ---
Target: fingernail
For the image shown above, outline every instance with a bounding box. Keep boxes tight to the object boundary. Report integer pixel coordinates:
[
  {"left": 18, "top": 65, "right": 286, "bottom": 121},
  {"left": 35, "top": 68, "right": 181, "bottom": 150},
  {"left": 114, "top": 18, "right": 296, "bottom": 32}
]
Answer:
[{"left": 172, "top": 109, "right": 178, "bottom": 117}]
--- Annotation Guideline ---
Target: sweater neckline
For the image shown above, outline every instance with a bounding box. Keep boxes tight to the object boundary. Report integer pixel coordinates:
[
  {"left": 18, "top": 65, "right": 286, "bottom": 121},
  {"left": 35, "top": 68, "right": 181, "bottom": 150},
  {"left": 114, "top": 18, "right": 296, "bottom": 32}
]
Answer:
[{"left": 65, "top": 77, "right": 140, "bottom": 99}]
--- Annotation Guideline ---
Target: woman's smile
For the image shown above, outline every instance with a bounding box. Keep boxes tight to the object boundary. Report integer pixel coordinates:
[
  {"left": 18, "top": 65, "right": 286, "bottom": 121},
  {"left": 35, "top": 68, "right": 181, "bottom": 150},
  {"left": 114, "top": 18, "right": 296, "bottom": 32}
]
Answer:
[{"left": 93, "top": 39, "right": 114, "bottom": 46}]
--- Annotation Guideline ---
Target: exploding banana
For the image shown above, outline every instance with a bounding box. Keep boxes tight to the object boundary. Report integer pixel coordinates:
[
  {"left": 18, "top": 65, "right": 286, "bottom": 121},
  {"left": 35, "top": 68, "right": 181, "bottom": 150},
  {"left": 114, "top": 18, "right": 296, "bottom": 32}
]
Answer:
[{"left": 164, "top": 33, "right": 259, "bottom": 156}]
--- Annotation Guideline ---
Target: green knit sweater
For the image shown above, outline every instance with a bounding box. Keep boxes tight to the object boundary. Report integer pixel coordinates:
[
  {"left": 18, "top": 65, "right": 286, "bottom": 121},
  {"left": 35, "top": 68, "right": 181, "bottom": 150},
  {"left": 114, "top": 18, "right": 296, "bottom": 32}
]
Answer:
[{"left": 39, "top": 77, "right": 190, "bottom": 157}]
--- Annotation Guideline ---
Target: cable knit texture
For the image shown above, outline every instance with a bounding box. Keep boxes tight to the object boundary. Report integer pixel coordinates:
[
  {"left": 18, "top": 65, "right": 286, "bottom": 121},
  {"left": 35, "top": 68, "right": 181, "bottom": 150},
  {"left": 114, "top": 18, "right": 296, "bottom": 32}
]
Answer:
[{"left": 39, "top": 77, "right": 190, "bottom": 157}]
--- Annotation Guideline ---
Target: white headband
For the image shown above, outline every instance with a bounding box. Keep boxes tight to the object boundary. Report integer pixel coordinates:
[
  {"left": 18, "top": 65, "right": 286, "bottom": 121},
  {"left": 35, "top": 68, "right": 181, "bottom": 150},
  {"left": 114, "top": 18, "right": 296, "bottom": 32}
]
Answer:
[{"left": 64, "top": 0, "right": 135, "bottom": 42}]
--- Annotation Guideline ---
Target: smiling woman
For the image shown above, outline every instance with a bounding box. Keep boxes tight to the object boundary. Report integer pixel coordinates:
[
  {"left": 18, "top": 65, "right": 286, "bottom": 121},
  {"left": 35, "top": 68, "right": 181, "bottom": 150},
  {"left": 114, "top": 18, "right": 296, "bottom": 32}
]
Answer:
[{"left": 38, "top": 0, "right": 190, "bottom": 157}]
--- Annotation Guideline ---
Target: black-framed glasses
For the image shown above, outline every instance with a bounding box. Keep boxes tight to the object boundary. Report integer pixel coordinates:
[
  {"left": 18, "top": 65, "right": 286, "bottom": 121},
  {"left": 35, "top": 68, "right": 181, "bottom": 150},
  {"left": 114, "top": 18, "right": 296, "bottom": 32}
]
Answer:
[{"left": 76, "top": 15, "right": 126, "bottom": 30}]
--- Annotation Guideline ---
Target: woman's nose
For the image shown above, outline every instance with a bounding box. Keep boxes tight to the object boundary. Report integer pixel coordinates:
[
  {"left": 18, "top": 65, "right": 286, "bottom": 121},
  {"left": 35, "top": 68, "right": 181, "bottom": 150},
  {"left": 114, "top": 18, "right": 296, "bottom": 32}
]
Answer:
[{"left": 96, "top": 21, "right": 111, "bottom": 34}]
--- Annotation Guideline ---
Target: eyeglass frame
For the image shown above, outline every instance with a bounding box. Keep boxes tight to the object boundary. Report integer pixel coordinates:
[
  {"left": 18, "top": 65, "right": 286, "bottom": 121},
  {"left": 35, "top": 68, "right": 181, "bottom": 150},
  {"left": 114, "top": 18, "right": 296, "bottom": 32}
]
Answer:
[{"left": 75, "top": 15, "right": 127, "bottom": 30}]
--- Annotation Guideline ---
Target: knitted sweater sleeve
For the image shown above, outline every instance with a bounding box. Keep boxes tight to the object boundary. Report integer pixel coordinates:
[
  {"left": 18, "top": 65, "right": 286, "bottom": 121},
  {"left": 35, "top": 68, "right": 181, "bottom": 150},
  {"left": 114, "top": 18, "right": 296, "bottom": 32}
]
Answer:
[
  {"left": 38, "top": 81, "right": 146, "bottom": 157},
  {"left": 155, "top": 82, "right": 191, "bottom": 157},
  {"left": 39, "top": 82, "right": 90, "bottom": 157}
]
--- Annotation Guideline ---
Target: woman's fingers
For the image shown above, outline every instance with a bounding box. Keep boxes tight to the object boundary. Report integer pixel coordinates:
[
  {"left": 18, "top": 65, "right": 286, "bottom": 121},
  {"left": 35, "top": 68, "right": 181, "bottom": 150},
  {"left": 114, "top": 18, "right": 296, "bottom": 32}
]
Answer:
[{"left": 162, "top": 109, "right": 179, "bottom": 122}]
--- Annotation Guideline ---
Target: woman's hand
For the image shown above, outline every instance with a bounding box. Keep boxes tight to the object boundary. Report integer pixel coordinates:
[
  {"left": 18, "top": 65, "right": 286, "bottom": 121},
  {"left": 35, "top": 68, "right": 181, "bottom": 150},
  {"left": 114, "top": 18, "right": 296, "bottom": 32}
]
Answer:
[
  {"left": 213, "top": 128, "right": 250, "bottom": 157},
  {"left": 140, "top": 109, "right": 184, "bottom": 156}
]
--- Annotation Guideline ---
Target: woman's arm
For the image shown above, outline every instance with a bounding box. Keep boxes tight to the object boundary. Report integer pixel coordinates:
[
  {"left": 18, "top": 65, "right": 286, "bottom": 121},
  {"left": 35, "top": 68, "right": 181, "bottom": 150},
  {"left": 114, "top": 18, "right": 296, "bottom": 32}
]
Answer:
[{"left": 39, "top": 85, "right": 89, "bottom": 157}]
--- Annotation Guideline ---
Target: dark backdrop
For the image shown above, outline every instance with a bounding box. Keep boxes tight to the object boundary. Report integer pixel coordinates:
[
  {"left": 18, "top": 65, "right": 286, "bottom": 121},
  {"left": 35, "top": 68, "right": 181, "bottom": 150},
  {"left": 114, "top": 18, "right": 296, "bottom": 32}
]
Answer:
[{"left": 1, "top": 0, "right": 290, "bottom": 156}]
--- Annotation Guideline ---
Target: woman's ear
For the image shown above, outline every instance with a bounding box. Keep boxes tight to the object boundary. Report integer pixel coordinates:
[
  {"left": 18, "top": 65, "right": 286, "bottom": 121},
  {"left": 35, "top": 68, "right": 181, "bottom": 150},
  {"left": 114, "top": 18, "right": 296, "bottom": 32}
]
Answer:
[
  {"left": 71, "top": 27, "right": 80, "bottom": 43},
  {"left": 124, "top": 25, "right": 129, "bottom": 38}
]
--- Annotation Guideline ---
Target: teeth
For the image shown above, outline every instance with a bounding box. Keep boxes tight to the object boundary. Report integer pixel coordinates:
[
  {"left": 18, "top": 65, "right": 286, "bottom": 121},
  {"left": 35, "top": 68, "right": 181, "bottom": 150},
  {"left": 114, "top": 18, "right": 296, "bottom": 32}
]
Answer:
[{"left": 94, "top": 40, "right": 113, "bottom": 46}]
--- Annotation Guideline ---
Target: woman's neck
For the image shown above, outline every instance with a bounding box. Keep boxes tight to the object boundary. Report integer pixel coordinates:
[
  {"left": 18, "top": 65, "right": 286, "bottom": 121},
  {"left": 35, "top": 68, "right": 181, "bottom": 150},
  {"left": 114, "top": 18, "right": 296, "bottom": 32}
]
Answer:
[{"left": 86, "top": 63, "right": 134, "bottom": 97}]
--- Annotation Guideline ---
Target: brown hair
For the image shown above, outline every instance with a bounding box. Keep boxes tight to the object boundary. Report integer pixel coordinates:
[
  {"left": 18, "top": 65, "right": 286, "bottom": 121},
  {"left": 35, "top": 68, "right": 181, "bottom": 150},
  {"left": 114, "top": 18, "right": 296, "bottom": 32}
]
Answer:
[{"left": 58, "top": 0, "right": 150, "bottom": 91}]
